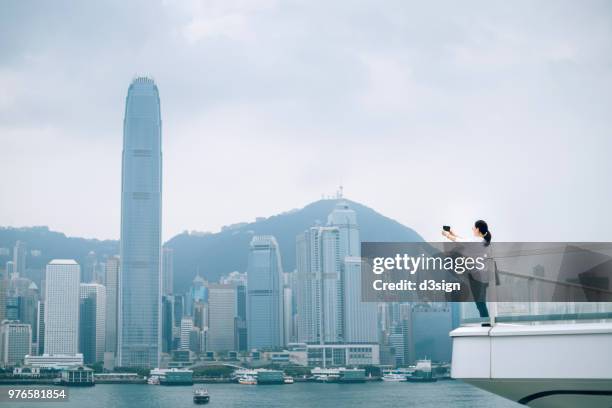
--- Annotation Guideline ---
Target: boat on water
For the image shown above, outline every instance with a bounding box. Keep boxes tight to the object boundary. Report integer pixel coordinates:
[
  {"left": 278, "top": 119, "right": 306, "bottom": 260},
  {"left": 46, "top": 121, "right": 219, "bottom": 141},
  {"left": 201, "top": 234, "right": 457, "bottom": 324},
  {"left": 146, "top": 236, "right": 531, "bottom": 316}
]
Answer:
[
  {"left": 382, "top": 372, "right": 407, "bottom": 382},
  {"left": 311, "top": 367, "right": 340, "bottom": 383},
  {"left": 148, "top": 368, "right": 194, "bottom": 386},
  {"left": 310, "top": 367, "right": 366, "bottom": 383},
  {"left": 406, "top": 360, "right": 437, "bottom": 383},
  {"left": 284, "top": 376, "right": 295, "bottom": 384},
  {"left": 147, "top": 376, "right": 160, "bottom": 385},
  {"left": 312, "top": 374, "right": 340, "bottom": 382},
  {"left": 339, "top": 368, "right": 367, "bottom": 383},
  {"left": 238, "top": 375, "right": 257, "bottom": 385},
  {"left": 193, "top": 388, "right": 210, "bottom": 404},
  {"left": 256, "top": 369, "right": 285, "bottom": 385}
]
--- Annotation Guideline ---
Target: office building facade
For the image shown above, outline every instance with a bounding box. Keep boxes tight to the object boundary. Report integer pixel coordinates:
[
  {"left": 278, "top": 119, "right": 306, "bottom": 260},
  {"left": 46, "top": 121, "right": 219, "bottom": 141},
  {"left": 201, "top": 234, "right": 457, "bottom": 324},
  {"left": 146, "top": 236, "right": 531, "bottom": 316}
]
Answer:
[
  {"left": 79, "top": 283, "right": 106, "bottom": 364},
  {"left": 0, "top": 321, "right": 32, "bottom": 367},
  {"left": 104, "top": 256, "right": 119, "bottom": 355},
  {"left": 207, "top": 284, "right": 236, "bottom": 352},
  {"left": 44, "top": 260, "right": 80, "bottom": 355},
  {"left": 247, "top": 236, "right": 284, "bottom": 349}
]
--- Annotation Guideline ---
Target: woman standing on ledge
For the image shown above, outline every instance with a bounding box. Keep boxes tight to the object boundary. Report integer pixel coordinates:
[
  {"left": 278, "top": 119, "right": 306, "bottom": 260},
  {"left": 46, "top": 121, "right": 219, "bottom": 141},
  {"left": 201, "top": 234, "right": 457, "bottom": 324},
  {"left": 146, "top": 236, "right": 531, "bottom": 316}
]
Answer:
[{"left": 442, "top": 220, "right": 492, "bottom": 322}]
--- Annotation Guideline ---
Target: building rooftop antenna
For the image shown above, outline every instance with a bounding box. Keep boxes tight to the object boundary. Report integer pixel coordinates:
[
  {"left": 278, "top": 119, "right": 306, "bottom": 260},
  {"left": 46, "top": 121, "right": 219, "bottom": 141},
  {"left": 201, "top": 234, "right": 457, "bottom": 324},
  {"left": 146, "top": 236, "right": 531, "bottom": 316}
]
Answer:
[{"left": 336, "top": 185, "right": 344, "bottom": 199}]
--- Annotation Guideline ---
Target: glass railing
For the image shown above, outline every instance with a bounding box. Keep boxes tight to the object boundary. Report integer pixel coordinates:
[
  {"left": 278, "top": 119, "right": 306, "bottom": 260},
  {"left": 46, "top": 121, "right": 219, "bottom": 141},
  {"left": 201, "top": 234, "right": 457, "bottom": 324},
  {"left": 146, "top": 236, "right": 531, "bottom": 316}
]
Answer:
[
  {"left": 459, "top": 242, "right": 612, "bottom": 325},
  {"left": 461, "top": 305, "right": 612, "bottom": 325}
]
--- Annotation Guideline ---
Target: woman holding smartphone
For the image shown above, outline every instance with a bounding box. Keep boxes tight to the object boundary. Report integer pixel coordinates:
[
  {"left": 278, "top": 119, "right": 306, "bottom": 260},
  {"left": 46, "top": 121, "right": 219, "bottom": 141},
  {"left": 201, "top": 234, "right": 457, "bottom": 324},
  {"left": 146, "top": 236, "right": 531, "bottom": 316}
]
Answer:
[{"left": 442, "top": 220, "right": 492, "bottom": 322}]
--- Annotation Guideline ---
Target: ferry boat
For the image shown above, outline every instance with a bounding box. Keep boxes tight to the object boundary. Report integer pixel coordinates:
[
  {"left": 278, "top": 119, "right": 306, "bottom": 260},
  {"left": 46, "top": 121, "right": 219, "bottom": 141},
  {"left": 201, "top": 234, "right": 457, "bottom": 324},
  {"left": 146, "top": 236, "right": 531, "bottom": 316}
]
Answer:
[
  {"left": 232, "top": 368, "right": 257, "bottom": 382},
  {"left": 284, "top": 376, "right": 295, "bottom": 384},
  {"left": 311, "top": 367, "right": 340, "bottom": 382},
  {"left": 255, "top": 369, "right": 285, "bottom": 384},
  {"left": 150, "top": 368, "right": 194, "bottom": 386},
  {"left": 382, "top": 372, "right": 407, "bottom": 382},
  {"left": 193, "top": 388, "right": 210, "bottom": 404},
  {"left": 238, "top": 375, "right": 257, "bottom": 385},
  {"left": 147, "top": 376, "right": 160, "bottom": 385},
  {"left": 339, "top": 368, "right": 366, "bottom": 383},
  {"left": 406, "top": 360, "right": 437, "bottom": 383}
]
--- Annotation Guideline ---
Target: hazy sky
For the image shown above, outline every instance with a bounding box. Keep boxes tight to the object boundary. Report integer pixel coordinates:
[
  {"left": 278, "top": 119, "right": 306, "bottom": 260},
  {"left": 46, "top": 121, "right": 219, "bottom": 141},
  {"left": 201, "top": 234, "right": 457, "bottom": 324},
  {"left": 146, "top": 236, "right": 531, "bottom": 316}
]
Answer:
[{"left": 1, "top": 1, "right": 612, "bottom": 242}]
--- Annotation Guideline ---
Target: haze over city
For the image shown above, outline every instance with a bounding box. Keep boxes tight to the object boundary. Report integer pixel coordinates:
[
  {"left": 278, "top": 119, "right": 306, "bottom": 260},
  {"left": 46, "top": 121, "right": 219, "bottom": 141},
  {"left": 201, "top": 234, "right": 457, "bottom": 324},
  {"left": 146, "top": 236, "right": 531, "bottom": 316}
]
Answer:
[{"left": 2, "top": 1, "right": 612, "bottom": 242}]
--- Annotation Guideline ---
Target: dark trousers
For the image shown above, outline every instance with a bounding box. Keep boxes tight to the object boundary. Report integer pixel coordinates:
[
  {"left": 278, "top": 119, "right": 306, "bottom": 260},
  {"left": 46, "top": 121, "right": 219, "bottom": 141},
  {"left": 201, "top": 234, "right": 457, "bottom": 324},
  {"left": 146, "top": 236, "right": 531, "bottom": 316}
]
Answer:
[{"left": 468, "top": 275, "right": 489, "bottom": 318}]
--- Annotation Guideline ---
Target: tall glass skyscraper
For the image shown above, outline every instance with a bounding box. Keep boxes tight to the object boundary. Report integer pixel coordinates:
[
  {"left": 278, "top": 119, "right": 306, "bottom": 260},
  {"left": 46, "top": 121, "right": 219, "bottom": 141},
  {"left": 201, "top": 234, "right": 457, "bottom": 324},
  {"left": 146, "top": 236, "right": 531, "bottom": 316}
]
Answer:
[
  {"left": 118, "top": 77, "right": 162, "bottom": 368},
  {"left": 247, "top": 236, "right": 284, "bottom": 349}
]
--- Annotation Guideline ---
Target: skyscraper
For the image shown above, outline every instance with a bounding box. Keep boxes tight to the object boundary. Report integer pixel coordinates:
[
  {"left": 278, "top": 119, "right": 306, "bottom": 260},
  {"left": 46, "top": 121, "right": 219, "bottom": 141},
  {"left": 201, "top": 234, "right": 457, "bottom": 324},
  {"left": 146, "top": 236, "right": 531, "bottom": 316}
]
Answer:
[
  {"left": 0, "top": 321, "right": 31, "bottom": 367},
  {"left": 118, "top": 77, "right": 162, "bottom": 368},
  {"left": 295, "top": 226, "right": 342, "bottom": 343},
  {"left": 186, "top": 274, "right": 208, "bottom": 316},
  {"left": 327, "top": 201, "right": 360, "bottom": 259},
  {"left": 207, "top": 283, "right": 237, "bottom": 352},
  {"left": 5, "top": 261, "right": 14, "bottom": 278},
  {"left": 36, "top": 301, "right": 44, "bottom": 356},
  {"left": 179, "top": 317, "right": 193, "bottom": 351},
  {"left": 104, "top": 256, "right": 119, "bottom": 356},
  {"left": 343, "top": 257, "right": 378, "bottom": 343},
  {"left": 12, "top": 241, "right": 27, "bottom": 278},
  {"left": 283, "top": 273, "right": 293, "bottom": 345},
  {"left": 295, "top": 227, "right": 321, "bottom": 343},
  {"left": 218, "top": 272, "right": 246, "bottom": 351},
  {"left": 319, "top": 227, "right": 342, "bottom": 343},
  {"left": 246, "top": 236, "right": 284, "bottom": 350},
  {"left": 44, "top": 259, "right": 80, "bottom": 355},
  {"left": 161, "top": 295, "right": 174, "bottom": 353},
  {"left": 83, "top": 251, "right": 97, "bottom": 283},
  {"left": 0, "top": 279, "right": 6, "bottom": 324},
  {"left": 11, "top": 283, "right": 39, "bottom": 347},
  {"left": 162, "top": 248, "right": 174, "bottom": 296},
  {"left": 80, "top": 283, "right": 106, "bottom": 364},
  {"left": 295, "top": 201, "right": 377, "bottom": 345},
  {"left": 404, "top": 303, "right": 453, "bottom": 364}
]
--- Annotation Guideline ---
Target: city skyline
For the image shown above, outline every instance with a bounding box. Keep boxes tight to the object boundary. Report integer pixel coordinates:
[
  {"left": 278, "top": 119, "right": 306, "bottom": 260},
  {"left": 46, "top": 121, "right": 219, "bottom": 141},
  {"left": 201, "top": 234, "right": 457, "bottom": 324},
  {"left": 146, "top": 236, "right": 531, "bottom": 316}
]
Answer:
[
  {"left": 2, "top": 2, "right": 612, "bottom": 244},
  {"left": 0, "top": 3, "right": 609, "bottom": 406}
]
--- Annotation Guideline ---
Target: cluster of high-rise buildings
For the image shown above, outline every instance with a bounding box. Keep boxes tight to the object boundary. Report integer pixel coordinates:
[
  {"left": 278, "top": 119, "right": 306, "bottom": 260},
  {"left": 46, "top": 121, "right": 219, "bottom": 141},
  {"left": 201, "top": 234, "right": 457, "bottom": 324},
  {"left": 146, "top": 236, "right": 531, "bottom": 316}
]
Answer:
[
  {"left": 0, "top": 254, "right": 115, "bottom": 368},
  {"left": 0, "top": 77, "right": 457, "bottom": 370},
  {"left": 295, "top": 201, "right": 378, "bottom": 345}
]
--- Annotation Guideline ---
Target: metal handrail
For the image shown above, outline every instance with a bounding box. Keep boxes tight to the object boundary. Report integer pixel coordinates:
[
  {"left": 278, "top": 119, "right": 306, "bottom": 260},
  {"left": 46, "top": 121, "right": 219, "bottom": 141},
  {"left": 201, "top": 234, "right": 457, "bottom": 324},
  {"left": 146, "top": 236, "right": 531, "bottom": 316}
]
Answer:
[
  {"left": 462, "top": 311, "right": 612, "bottom": 325},
  {"left": 497, "top": 269, "right": 612, "bottom": 295}
]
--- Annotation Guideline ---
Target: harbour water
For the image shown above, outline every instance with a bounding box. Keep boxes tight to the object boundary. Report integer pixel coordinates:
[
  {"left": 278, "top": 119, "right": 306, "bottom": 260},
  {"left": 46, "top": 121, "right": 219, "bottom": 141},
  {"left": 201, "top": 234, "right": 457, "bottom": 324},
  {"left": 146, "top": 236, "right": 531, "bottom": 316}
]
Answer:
[{"left": 11, "top": 381, "right": 520, "bottom": 407}]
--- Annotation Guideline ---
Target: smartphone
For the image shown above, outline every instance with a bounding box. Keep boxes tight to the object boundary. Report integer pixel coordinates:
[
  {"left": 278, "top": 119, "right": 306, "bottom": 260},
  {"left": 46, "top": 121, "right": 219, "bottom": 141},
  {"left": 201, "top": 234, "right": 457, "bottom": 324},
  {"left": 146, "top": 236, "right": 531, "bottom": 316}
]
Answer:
[{"left": 443, "top": 225, "right": 451, "bottom": 232}]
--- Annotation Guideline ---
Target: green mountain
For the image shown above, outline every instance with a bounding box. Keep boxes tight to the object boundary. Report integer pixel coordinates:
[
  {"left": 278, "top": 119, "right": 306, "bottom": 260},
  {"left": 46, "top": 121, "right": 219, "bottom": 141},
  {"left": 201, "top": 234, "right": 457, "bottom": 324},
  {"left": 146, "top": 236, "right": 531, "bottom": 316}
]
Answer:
[{"left": 0, "top": 199, "right": 422, "bottom": 293}]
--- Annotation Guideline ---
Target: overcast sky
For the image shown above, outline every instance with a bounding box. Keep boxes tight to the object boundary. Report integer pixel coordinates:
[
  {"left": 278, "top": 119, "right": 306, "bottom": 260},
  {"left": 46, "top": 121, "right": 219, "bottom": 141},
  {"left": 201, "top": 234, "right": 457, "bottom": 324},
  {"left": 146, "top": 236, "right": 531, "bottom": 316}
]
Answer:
[{"left": 1, "top": 0, "right": 612, "bottom": 242}]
